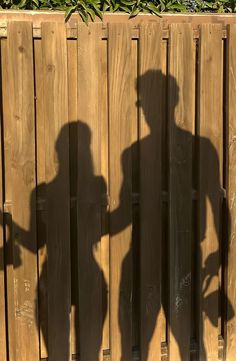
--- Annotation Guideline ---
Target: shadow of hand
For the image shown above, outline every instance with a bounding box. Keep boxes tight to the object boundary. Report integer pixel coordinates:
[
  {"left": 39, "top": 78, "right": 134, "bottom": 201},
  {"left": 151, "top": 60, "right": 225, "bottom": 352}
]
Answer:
[
  {"left": 204, "top": 288, "right": 235, "bottom": 326},
  {"left": 0, "top": 241, "right": 22, "bottom": 271}
]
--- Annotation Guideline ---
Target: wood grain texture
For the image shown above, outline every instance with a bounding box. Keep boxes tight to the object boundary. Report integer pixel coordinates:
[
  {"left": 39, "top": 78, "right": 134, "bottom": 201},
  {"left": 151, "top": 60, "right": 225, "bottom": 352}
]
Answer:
[
  {"left": 77, "top": 22, "right": 104, "bottom": 361},
  {"left": 34, "top": 37, "right": 48, "bottom": 359},
  {"left": 4, "top": 21, "right": 39, "bottom": 361},
  {"left": 1, "top": 38, "right": 17, "bottom": 361},
  {"left": 41, "top": 21, "right": 71, "bottom": 361},
  {"left": 131, "top": 39, "right": 139, "bottom": 349},
  {"left": 198, "top": 24, "right": 223, "bottom": 361},
  {"left": 1, "top": 12, "right": 236, "bottom": 30},
  {"left": 139, "top": 23, "right": 163, "bottom": 361},
  {"left": 225, "top": 24, "right": 236, "bottom": 361},
  {"left": 0, "top": 39, "right": 7, "bottom": 361},
  {"left": 67, "top": 38, "right": 79, "bottom": 356},
  {"left": 108, "top": 23, "right": 132, "bottom": 361},
  {"left": 0, "top": 18, "right": 235, "bottom": 361},
  {"left": 100, "top": 37, "right": 110, "bottom": 352},
  {"left": 168, "top": 23, "right": 195, "bottom": 361},
  {"left": 160, "top": 38, "right": 168, "bottom": 345}
]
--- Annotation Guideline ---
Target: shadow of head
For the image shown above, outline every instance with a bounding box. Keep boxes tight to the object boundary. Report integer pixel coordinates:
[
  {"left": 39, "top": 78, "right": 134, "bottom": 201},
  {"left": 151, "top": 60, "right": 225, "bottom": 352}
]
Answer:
[
  {"left": 54, "top": 120, "right": 93, "bottom": 176},
  {"left": 136, "top": 70, "right": 179, "bottom": 128},
  {"left": 55, "top": 120, "right": 91, "bottom": 160},
  {"left": 55, "top": 119, "right": 94, "bottom": 184}
]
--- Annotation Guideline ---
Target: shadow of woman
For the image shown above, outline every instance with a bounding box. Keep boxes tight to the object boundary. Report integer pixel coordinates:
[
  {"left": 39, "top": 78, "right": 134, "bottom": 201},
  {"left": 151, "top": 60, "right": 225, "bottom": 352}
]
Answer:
[
  {"left": 0, "top": 120, "right": 108, "bottom": 361},
  {"left": 109, "top": 70, "right": 234, "bottom": 361}
]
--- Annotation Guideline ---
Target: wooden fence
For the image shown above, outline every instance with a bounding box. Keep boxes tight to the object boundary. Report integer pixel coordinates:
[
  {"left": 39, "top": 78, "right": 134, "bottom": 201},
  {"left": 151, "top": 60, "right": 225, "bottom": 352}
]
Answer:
[{"left": 0, "top": 12, "right": 236, "bottom": 361}]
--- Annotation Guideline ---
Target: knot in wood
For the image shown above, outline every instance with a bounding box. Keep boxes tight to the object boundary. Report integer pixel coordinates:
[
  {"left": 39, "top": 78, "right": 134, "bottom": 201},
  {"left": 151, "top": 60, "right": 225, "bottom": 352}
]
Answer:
[
  {"left": 18, "top": 45, "right": 24, "bottom": 53},
  {"left": 47, "top": 64, "right": 55, "bottom": 72}
]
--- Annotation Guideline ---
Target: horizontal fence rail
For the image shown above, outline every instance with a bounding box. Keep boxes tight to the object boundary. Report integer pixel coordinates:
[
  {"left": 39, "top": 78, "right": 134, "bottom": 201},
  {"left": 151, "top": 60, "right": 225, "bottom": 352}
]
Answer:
[
  {"left": 0, "top": 14, "right": 235, "bottom": 361},
  {"left": 0, "top": 23, "right": 232, "bottom": 39}
]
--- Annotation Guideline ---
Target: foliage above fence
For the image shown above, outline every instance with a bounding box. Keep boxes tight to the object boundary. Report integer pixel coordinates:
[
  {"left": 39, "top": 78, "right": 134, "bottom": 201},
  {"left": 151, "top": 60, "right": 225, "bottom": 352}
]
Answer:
[{"left": 0, "top": 0, "right": 235, "bottom": 22}]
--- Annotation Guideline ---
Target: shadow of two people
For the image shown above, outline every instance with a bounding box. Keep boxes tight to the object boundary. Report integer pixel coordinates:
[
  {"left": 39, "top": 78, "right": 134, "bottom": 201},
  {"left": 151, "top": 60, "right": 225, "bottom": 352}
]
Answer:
[{"left": 0, "top": 70, "right": 234, "bottom": 361}]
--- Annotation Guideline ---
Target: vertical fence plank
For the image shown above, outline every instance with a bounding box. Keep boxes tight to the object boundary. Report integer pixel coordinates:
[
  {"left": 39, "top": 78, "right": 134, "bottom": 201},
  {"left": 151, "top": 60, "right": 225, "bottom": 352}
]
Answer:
[
  {"left": 139, "top": 23, "right": 163, "bottom": 361},
  {"left": 41, "top": 22, "right": 71, "bottom": 361},
  {"left": 168, "top": 23, "right": 195, "bottom": 361},
  {"left": 131, "top": 38, "right": 139, "bottom": 350},
  {"left": 77, "top": 22, "right": 104, "bottom": 361},
  {"left": 1, "top": 37, "right": 17, "bottom": 361},
  {"left": 100, "top": 37, "right": 110, "bottom": 352},
  {"left": 3, "top": 21, "right": 39, "bottom": 361},
  {"left": 108, "top": 23, "right": 132, "bottom": 361},
  {"left": 198, "top": 24, "right": 223, "bottom": 361},
  {"left": 225, "top": 24, "right": 236, "bottom": 361},
  {"left": 160, "top": 37, "right": 168, "bottom": 347},
  {"left": 67, "top": 38, "right": 79, "bottom": 356},
  {"left": 34, "top": 37, "right": 48, "bottom": 360},
  {"left": 0, "top": 40, "right": 7, "bottom": 361}
]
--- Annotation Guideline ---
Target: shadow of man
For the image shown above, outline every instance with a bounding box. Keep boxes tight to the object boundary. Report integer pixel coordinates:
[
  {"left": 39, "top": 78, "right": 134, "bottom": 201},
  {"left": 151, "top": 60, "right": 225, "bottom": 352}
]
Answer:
[
  {"left": 109, "top": 70, "right": 234, "bottom": 360},
  {"left": 0, "top": 120, "right": 108, "bottom": 361}
]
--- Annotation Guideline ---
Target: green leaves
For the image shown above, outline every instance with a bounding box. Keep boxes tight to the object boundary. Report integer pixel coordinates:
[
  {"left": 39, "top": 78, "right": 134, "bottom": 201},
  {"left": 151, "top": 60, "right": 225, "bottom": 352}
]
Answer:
[
  {"left": 0, "top": 0, "right": 234, "bottom": 20},
  {"left": 65, "top": 5, "right": 77, "bottom": 21}
]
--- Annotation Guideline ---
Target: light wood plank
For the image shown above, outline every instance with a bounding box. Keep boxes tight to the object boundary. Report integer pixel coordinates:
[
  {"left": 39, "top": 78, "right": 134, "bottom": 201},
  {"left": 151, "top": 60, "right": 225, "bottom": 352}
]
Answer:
[
  {"left": 198, "top": 23, "right": 223, "bottom": 361},
  {"left": 67, "top": 38, "right": 79, "bottom": 356},
  {"left": 0, "top": 39, "right": 7, "bottom": 361},
  {"left": 225, "top": 24, "right": 236, "bottom": 361},
  {"left": 108, "top": 23, "right": 132, "bottom": 361},
  {"left": 77, "top": 22, "right": 104, "bottom": 361},
  {"left": 4, "top": 21, "right": 39, "bottom": 361},
  {"left": 168, "top": 23, "right": 195, "bottom": 361},
  {"left": 34, "top": 37, "right": 48, "bottom": 359},
  {"left": 100, "top": 37, "right": 110, "bottom": 352},
  {"left": 139, "top": 23, "right": 163, "bottom": 361},
  {"left": 131, "top": 39, "right": 139, "bottom": 349},
  {"left": 1, "top": 37, "right": 17, "bottom": 361},
  {"left": 41, "top": 21, "right": 71, "bottom": 361},
  {"left": 160, "top": 38, "right": 168, "bottom": 345}
]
